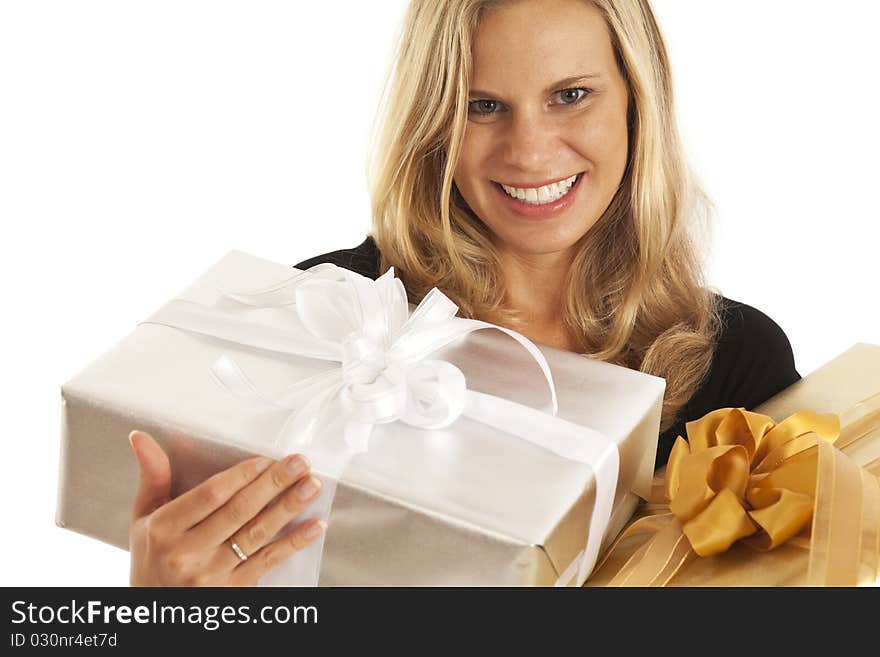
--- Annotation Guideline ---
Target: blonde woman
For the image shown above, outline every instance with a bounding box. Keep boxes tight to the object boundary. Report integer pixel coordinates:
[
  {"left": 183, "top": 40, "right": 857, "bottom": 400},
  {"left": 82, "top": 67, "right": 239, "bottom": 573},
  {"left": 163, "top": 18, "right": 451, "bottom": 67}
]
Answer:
[
  {"left": 298, "top": 0, "right": 800, "bottom": 466},
  {"left": 129, "top": 0, "right": 799, "bottom": 585}
]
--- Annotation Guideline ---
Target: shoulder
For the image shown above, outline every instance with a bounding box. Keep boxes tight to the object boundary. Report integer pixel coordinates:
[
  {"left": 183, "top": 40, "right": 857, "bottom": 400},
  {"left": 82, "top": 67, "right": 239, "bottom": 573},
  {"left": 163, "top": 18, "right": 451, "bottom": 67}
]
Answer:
[
  {"left": 294, "top": 236, "right": 382, "bottom": 280},
  {"left": 656, "top": 293, "right": 801, "bottom": 467},
  {"left": 700, "top": 293, "right": 800, "bottom": 408},
  {"left": 715, "top": 295, "right": 793, "bottom": 350},
  {"left": 711, "top": 295, "right": 800, "bottom": 399}
]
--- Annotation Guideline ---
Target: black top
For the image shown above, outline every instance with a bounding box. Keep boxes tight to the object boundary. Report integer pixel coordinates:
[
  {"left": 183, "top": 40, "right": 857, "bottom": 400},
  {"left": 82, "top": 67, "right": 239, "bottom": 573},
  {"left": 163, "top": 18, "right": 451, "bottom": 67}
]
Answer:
[{"left": 296, "top": 237, "right": 801, "bottom": 469}]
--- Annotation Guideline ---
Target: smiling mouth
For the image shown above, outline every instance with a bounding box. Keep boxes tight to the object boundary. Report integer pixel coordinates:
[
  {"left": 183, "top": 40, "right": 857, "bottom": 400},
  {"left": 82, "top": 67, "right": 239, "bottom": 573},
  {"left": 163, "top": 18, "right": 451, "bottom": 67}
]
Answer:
[{"left": 492, "top": 173, "right": 584, "bottom": 205}]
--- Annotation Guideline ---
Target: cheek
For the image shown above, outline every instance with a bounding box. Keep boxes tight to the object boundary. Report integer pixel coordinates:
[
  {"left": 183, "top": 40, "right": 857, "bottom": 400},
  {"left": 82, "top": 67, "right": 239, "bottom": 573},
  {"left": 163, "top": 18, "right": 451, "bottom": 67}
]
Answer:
[
  {"left": 452, "top": 157, "right": 482, "bottom": 219},
  {"left": 577, "top": 111, "right": 629, "bottom": 171},
  {"left": 453, "top": 138, "right": 494, "bottom": 204},
  {"left": 456, "top": 131, "right": 489, "bottom": 179}
]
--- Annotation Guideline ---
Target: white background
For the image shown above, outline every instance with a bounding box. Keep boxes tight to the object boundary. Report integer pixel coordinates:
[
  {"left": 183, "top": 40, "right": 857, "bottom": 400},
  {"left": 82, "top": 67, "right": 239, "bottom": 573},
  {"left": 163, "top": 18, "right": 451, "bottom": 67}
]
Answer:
[{"left": 1, "top": 1, "right": 877, "bottom": 586}]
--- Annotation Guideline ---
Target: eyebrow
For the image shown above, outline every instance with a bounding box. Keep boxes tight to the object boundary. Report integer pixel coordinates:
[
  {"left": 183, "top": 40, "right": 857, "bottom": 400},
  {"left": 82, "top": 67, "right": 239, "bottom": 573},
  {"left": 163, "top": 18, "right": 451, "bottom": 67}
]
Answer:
[{"left": 469, "top": 74, "right": 602, "bottom": 98}]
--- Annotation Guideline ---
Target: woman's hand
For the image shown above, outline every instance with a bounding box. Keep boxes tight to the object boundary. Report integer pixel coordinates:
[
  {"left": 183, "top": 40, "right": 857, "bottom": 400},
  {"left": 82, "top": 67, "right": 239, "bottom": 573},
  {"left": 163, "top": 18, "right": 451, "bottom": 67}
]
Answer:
[{"left": 128, "top": 430, "right": 326, "bottom": 586}]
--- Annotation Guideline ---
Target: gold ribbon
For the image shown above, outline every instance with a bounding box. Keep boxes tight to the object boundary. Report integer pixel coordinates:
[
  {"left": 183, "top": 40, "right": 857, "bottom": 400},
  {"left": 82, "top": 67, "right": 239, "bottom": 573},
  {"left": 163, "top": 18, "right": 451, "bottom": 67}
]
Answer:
[{"left": 591, "top": 397, "right": 880, "bottom": 586}]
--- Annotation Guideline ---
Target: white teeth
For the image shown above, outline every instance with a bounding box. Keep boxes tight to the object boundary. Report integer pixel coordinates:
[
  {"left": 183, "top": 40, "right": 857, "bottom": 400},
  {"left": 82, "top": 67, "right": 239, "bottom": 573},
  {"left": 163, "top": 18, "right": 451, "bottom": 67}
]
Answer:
[{"left": 500, "top": 174, "right": 579, "bottom": 205}]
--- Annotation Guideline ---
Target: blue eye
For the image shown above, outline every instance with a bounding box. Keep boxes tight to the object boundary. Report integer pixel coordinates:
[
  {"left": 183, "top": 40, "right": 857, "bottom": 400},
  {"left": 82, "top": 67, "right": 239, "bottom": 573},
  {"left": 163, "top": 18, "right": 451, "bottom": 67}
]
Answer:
[
  {"left": 468, "top": 99, "right": 502, "bottom": 116},
  {"left": 467, "top": 88, "right": 593, "bottom": 118},
  {"left": 555, "top": 88, "right": 591, "bottom": 104}
]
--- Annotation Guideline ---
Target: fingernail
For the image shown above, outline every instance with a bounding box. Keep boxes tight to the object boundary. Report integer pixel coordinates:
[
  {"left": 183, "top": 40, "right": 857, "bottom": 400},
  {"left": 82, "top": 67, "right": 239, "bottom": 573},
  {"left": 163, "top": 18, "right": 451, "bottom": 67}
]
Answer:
[
  {"left": 304, "top": 519, "right": 327, "bottom": 540},
  {"left": 294, "top": 475, "right": 322, "bottom": 501},
  {"left": 128, "top": 430, "right": 141, "bottom": 448},
  {"left": 255, "top": 457, "right": 273, "bottom": 473},
  {"left": 285, "top": 454, "right": 309, "bottom": 478}
]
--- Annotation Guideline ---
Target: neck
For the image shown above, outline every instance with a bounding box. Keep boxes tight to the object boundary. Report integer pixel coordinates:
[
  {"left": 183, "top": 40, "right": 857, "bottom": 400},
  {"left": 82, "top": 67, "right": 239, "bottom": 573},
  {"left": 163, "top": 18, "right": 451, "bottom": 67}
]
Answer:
[{"left": 496, "top": 247, "right": 574, "bottom": 327}]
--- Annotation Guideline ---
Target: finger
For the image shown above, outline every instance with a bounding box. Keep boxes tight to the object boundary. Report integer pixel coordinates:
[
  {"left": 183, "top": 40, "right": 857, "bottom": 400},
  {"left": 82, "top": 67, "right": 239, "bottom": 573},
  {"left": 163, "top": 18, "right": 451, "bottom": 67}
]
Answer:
[
  {"left": 228, "top": 518, "right": 327, "bottom": 586},
  {"left": 156, "top": 454, "right": 274, "bottom": 532},
  {"left": 189, "top": 454, "right": 311, "bottom": 548},
  {"left": 222, "top": 474, "right": 324, "bottom": 567},
  {"left": 130, "top": 430, "right": 172, "bottom": 520}
]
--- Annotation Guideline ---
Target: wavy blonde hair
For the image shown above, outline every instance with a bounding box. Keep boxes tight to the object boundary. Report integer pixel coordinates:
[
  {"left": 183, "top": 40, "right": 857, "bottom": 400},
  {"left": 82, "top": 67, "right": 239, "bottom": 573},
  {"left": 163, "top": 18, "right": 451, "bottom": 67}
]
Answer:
[{"left": 367, "top": 0, "right": 723, "bottom": 435}]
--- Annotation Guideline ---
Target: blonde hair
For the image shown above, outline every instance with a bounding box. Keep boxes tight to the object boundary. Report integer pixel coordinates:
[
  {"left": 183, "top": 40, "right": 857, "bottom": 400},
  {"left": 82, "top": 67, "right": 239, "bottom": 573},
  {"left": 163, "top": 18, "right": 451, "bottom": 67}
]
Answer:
[{"left": 367, "top": 0, "right": 723, "bottom": 435}]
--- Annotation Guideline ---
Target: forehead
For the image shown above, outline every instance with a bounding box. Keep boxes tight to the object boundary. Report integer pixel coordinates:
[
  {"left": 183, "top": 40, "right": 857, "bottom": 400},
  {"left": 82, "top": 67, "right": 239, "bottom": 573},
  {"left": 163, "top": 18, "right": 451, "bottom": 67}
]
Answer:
[{"left": 471, "top": 0, "right": 615, "bottom": 89}]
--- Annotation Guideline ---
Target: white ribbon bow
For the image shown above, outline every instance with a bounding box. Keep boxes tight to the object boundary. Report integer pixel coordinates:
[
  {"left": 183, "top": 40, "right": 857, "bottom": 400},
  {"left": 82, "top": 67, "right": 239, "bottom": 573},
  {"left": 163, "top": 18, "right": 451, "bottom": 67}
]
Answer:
[{"left": 144, "top": 263, "right": 618, "bottom": 587}]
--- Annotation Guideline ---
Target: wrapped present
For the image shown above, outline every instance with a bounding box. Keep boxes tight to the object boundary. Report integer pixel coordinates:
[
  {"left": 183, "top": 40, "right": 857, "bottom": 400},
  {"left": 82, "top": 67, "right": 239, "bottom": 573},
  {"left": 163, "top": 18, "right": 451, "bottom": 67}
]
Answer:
[
  {"left": 57, "top": 250, "right": 666, "bottom": 586},
  {"left": 586, "top": 343, "right": 880, "bottom": 587}
]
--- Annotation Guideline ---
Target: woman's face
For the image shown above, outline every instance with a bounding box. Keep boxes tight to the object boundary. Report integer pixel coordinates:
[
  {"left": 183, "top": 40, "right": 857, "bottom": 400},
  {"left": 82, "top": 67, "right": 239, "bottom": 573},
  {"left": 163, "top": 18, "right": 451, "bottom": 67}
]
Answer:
[{"left": 453, "top": 0, "right": 630, "bottom": 260}]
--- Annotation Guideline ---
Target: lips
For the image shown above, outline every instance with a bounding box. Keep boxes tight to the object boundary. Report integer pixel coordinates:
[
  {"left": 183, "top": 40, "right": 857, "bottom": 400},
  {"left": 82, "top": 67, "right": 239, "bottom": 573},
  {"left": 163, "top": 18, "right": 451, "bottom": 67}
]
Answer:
[
  {"left": 491, "top": 171, "right": 585, "bottom": 220},
  {"left": 497, "top": 173, "right": 581, "bottom": 204},
  {"left": 493, "top": 173, "right": 581, "bottom": 190}
]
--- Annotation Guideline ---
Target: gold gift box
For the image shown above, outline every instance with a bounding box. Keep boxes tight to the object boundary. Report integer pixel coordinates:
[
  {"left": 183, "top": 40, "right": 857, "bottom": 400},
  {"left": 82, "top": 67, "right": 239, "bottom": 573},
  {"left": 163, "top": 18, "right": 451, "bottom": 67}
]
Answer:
[
  {"left": 587, "top": 343, "right": 880, "bottom": 587},
  {"left": 56, "top": 250, "right": 666, "bottom": 586}
]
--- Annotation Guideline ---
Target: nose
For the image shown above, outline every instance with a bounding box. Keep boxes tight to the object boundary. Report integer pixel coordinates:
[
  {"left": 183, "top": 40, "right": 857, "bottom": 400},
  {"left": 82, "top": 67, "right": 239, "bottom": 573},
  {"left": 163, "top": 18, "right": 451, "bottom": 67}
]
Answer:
[{"left": 500, "top": 110, "right": 562, "bottom": 174}]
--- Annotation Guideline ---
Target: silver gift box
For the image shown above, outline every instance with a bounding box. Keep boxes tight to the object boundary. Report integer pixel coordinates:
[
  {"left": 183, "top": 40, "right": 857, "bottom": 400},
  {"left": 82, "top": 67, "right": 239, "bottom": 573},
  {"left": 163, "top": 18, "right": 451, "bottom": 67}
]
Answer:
[{"left": 57, "top": 250, "right": 665, "bottom": 586}]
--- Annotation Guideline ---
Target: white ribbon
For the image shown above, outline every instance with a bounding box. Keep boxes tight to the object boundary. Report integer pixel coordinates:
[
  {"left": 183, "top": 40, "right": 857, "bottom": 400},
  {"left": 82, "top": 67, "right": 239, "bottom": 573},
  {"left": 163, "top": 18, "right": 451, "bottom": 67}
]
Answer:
[{"left": 143, "top": 264, "right": 618, "bottom": 586}]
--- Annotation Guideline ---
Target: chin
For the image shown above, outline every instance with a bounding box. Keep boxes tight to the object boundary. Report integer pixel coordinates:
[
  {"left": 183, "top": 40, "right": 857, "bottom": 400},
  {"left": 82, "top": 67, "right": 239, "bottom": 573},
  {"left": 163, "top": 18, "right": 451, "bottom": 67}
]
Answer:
[
  {"left": 491, "top": 232, "right": 582, "bottom": 258},
  {"left": 473, "top": 207, "right": 598, "bottom": 261}
]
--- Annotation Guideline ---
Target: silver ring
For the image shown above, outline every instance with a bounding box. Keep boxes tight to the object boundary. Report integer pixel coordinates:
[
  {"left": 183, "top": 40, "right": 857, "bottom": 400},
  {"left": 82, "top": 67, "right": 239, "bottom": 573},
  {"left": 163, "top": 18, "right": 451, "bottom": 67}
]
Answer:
[{"left": 230, "top": 541, "right": 248, "bottom": 562}]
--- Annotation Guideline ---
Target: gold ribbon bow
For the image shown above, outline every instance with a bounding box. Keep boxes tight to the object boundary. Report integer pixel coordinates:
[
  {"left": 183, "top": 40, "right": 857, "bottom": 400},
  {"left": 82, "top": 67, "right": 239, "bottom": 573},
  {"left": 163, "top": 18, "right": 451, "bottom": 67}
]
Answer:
[{"left": 591, "top": 399, "right": 880, "bottom": 586}]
